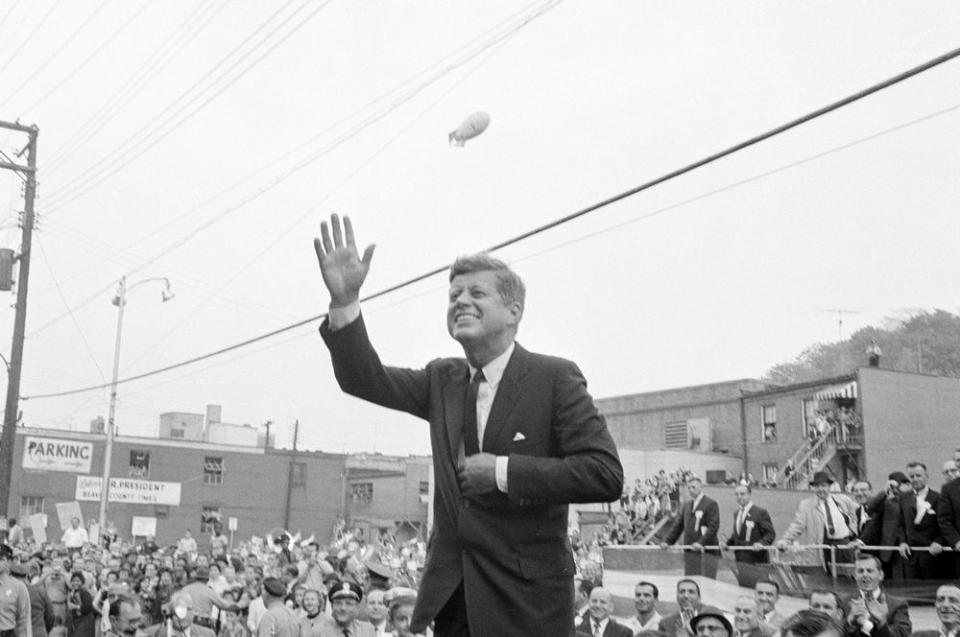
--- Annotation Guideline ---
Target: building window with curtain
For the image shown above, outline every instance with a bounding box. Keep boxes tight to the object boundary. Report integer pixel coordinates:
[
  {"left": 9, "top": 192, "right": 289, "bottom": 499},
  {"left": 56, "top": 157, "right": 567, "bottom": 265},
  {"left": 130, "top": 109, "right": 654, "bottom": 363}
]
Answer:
[{"left": 761, "top": 405, "right": 777, "bottom": 442}]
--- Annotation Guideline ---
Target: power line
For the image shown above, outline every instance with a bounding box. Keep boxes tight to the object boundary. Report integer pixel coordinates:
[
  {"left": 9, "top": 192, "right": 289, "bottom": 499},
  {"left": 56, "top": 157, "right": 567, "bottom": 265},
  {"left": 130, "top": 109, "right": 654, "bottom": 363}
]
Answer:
[
  {"left": 20, "top": 46, "right": 960, "bottom": 401},
  {"left": 0, "top": 0, "right": 59, "bottom": 75}
]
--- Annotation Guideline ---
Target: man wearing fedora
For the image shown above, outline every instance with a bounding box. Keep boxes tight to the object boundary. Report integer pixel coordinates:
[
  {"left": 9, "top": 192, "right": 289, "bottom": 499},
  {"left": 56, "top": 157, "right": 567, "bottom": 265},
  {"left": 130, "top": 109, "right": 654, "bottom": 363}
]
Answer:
[{"left": 777, "top": 471, "right": 859, "bottom": 575}]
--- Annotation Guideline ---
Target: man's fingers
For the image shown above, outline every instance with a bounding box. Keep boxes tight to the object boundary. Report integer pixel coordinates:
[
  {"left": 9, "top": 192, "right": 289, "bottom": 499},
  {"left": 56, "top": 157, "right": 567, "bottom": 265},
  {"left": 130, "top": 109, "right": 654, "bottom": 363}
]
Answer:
[
  {"left": 344, "top": 215, "right": 356, "bottom": 247},
  {"left": 313, "top": 237, "right": 325, "bottom": 263},
  {"left": 320, "top": 221, "right": 333, "bottom": 254},
  {"left": 331, "top": 213, "right": 344, "bottom": 247}
]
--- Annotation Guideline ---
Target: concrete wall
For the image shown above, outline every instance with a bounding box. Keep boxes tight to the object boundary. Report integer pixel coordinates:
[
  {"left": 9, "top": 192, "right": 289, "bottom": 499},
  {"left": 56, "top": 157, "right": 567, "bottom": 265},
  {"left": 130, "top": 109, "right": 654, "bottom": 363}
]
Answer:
[
  {"left": 158, "top": 412, "right": 204, "bottom": 441},
  {"left": 859, "top": 367, "right": 960, "bottom": 490}
]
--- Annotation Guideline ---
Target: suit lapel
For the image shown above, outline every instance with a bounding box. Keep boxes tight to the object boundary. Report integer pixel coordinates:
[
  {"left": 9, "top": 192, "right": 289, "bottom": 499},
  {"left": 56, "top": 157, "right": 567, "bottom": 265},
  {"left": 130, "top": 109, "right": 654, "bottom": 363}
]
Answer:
[
  {"left": 480, "top": 344, "right": 528, "bottom": 451},
  {"left": 443, "top": 364, "right": 469, "bottom": 463}
]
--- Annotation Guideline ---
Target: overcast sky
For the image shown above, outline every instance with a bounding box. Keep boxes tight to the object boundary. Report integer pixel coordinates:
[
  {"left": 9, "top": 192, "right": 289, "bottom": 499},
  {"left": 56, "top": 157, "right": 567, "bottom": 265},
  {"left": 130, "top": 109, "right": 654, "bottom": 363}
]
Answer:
[{"left": 0, "top": 1, "right": 957, "bottom": 456}]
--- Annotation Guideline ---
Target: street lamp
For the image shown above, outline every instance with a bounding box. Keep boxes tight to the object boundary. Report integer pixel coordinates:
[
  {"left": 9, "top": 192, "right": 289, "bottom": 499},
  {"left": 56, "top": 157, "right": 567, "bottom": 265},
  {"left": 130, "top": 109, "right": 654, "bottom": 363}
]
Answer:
[{"left": 98, "top": 276, "right": 174, "bottom": 532}]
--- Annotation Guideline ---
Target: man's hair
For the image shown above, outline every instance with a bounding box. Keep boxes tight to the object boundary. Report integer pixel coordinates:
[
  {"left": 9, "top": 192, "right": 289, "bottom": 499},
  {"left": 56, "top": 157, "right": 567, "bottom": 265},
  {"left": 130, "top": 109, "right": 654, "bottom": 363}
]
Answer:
[
  {"left": 449, "top": 254, "right": 525, "bottom": 310},
  {"left": 677, "top": 579, "right": 700, "bottom": 595},
  {"left": 576, "top": 578, "right": 595, "bottom": 597},
  {"left": 284, "top": 564, "right": 300, "bottom": 578},
  {"left": 781, "top": 610, "right": 843, "bottom": 637},
  {"left": 808, "top": 589, "right": 839, "bottom": 606},
  {"left": 906, "top": 461, "right": 927, "bottom": 471},
  {"left": 855, "top": 554, "right": 883, "bottom": 570},
  {"left": 686, "top": 477, "right": 703, "bottom": 485},
  {"left": 853, "top": 480, "right": 872, "bottom": 490},
  {"left": 108, "top": 594, "right": 139, "bottom": 619},
  {"left": 736, "top": 484, "right": 753, "bottom": 494},
  {"left": 635, "top": 581, "right": 659, "bottom": 599},
  {"left": 755, "top": 579, "right": 780, "bottom": 595}
]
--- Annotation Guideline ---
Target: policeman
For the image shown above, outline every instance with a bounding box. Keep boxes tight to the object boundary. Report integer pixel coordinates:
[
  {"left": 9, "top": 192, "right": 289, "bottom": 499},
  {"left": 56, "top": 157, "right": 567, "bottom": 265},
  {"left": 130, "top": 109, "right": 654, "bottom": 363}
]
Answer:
[
  {"left": 0, "top": 544, "right": 31, "bottom": 637},
  {"left": 257, "top": 578, "right": 300, "bottom": 637}
]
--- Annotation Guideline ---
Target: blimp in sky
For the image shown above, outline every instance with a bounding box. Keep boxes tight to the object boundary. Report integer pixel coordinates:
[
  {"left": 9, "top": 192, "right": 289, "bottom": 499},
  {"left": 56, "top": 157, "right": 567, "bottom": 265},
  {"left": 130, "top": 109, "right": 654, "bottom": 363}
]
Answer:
[{"left": 448, "top": 111, "right": 491, "bottom": 147}]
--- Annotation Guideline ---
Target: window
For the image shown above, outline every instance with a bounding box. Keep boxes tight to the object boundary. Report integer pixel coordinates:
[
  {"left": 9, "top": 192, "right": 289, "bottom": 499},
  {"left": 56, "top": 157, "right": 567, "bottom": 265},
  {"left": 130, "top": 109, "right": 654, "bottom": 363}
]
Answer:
[
  {"left": 170, "top": 429, "right": 185, "bottom": 438},
  {"left": 129, "top": 450, "right": 150, "bottom": 478},
  {"left": 761, "top": 405, "right": 777, "bottom": 442},
  {"left": 801, "top": 399, "right": 817, "bottom": 438},
  {"left": 19, "top": 496, "right": 43, "bottom": 519},
  {"left": 203, "top": 456, "right": 224, "bottom": 485},
  {"left": 291, "top": 462, "right": 307, "bottom": 488},
  {"left": 663, "top": 421, "right": 688, "bottom": 449},
  {"left": 419, "top": 481, "right": 429, "bottom": 503},
  {"left": 350, "top": 482, "right": 373, "bottom": 504},
  {"left": 200, "top": 506, "right": 222, "bottom": 533}
]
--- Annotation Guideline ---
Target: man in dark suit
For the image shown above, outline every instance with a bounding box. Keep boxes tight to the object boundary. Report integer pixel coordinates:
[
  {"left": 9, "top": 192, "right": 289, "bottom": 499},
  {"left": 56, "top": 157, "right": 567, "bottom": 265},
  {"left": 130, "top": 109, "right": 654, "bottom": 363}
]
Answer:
[
  {"left": 864, "top": 472, "right": 911, "bottom": 580},
  {"left": 720, "top": 484, "right": 775, "bottom": 587},
  {"left": 912, "top": 584, "right": 960, "bottom": 637},
  {"left": 575, "top": 588, "right": 632, "bottom": 637},
  {"left": 314, "top": 215, "right": 624, "bottom": 637},
  {"left": 895, "top": 461, "right": 945, "bottom": 580},
  {"left": 938, "top": 473, "right": 960, "bottom": 577},
  {"left": 842, "top": 555, "right": 911, "bottom": 637},
  {"left": 10, "top": 564, "right": 54, "bottom": 637},
  {"left": 660, "top": 477, "right": 720, "bottom": 578},
  {"left": 658, "top": 580, "right": 724, "bottom": 637}
]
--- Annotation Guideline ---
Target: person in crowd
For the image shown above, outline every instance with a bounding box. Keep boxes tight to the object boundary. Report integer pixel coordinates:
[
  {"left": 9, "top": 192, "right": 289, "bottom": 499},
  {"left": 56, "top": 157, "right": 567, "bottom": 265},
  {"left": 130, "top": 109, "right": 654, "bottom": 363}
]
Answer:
[
  {"left": 66, "top": 572, "right": 95, "bottom": 637},
  {"left": 299, "top": 590, "right": 331, "bottom": 637},
  {"left": 362, "top": 589, "right": 388, "bottom": 637},
  {"left": 850, "top": 482, "right": 874, "bottom": 542},
  {"left": 6, "top": 520, "right": 24, "bottom": 546},
  {"left": 942, "top": 460, "right": 960, "bottom": 484},
  {"left": 385, "top": 589, "right": 417, "bottom": 637},
  {"left": 61, "top": 520, "right": 88, "bottom": 552},
  {"left": 42, "top": 557, "right": 69, "bottom": 627},
  {"left": 11, "top": 563, "right": 53, "bottom": 637},
  {"left": 179, "top": 567, "right": 239, "bottom": 630},
  {"left": 658, "top": 580, "right": 723, "bottom": 637},
  {"left": 721, "top": 484, "right": 775, "bottom": 587},
  {"left": 297, "top": 543, "right": 330, "bottom": 596},
  {"left": 257, "top": 578, "right": 300, "bottom": 637},
  {"left": 777, "top": 472, "right": 858, "bottom": 575},
  {"left": 209, "top": 526, "right": 228, "bottom": 558},
  {"left": 245, "top": 582, "right": 266, "bottom": 636},
  {"left": 102, "top": 595, "right": 147, "bottom": 637},
  {"left": 808, "top": 590, "right": 844, "bottom": 624},
  {"left": 733, "top": 596, "right": 775, "bottom": 637},
  {"left": 865, "top": 472, "right": 912, "bottom": 580},
  {"left": 755, "top": 580, "right": 786, "bottom": 630},
  {"left": 624, "top": 581, "right": 662, "bottom": 636},
  {"left": 314, "top": 214, "right": 623, "bottom": 637},
  {"left": 275, "top": 537, "right": 293, "bottom": 568},
  {"left": 144, "top": 591, "right": 215, "bottom": 637},
  {"left": 896, "top": 461, "right": 945, "bottom": 580},
  {"left": 576, "top": 587, "right": 632, "bottom": 637},
  {"left": 661, "top": 477, "right": 721, "bottom": 578},
  {"left": 0, "top": 544, "right": 33, "bottom": 637},
  {"left": 842, "top": 554, "right": 911, "bottom": 637},
  {"left": 319, "top": 582, "right": 373, "bottom": 637},
  {"left": 689, "top": 613, "right": 732, "bottom": 637},
  {"left": 912, "top": 584, "right": 960, "bottom": 637},
  {"left": 782, "top": 610, "right": 844, "bottom": 637},
  {"left": 575, "top": 578, "right": 595, "bottom": 630},
  {"left": 938, "top": 459, "right": 960, "bottom": 577},
  {"left": 177, "top": 531, "right": 198, "bottom": 557}
]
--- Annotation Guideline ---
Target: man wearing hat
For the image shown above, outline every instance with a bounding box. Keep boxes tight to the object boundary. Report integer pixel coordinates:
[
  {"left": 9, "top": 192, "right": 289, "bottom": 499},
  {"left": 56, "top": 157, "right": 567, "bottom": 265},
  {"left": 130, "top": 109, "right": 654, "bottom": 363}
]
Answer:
[
  {"left": 863, "top": 471, "right": 911, "bottom": 580},
  {"left": 258, "top": 577, "right": 301, "bottom": 637},
  {"left": 0, "top": 544, "right": 31, "bottom": 637},
  {"left": 778, "top": 471, "right": 858, "bottom": 574},
  {"left": 179, "top": 567, "right": 239, "bottom": 630},
  {"left": 690, "top": 612, "right": 732, "bottom": 637},
  {"left": 11, "top": 562, "right": 50, "bottom": 637},
  {"left": 318, "top": 582, "right": 374, "bottom": 637}
]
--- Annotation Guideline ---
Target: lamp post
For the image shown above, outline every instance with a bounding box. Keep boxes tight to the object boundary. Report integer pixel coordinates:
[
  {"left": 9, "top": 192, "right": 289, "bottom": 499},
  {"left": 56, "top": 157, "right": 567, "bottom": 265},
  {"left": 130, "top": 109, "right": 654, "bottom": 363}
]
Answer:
[{"left": 98, "top": 276, "right": 174, "bottom": 532}]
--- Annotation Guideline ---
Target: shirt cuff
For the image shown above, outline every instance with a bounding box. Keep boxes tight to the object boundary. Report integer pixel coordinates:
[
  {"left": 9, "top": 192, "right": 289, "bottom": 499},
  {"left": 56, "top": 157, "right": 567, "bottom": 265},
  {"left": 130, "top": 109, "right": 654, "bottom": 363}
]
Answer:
[
  {"left": 328, "top": 301, "right": 360, "bottom": 330},
  {"left": 495, "top": 456, "right": 509, "bottom": 493}
]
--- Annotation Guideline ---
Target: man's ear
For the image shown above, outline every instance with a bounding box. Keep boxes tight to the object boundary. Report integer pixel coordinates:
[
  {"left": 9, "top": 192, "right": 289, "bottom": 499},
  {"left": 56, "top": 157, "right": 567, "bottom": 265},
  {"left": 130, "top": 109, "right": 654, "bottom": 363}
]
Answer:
[{"left": 508, "top": 302, "right": 523, "bottom": 325}]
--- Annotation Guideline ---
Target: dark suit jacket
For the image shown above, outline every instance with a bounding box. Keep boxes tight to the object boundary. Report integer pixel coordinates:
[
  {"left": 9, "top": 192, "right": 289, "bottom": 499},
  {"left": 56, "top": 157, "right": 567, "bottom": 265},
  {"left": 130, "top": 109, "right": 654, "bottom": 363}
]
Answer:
[
  {"left": 658, "top": 606, "right": 725, "bottom": 637},
  {"left": 664, "top": 495, "right": 720, "bottom": 553},
  {"left": 842, "top": 592, "right": 911, "bottom": 637},
  {"left": 866, "top": 492, "right": 905, "bottom": 561},
  {"left": 321, "top": 315, "right": 623, "bottom": 637},
  {"left": 938, "top": 477, "right": 960, "bottom": 548},
  {"left": 897, "top": 489, "right": 942, "bottom": 546},
  {"left": 26, "top": 583, "right": 54, "bottom": 637},
  {"left": 575, "top": 617, "right": 633, "bottom": 637},
  {"left": 726, "top": 503, "right": 775, "bottom": 563}
]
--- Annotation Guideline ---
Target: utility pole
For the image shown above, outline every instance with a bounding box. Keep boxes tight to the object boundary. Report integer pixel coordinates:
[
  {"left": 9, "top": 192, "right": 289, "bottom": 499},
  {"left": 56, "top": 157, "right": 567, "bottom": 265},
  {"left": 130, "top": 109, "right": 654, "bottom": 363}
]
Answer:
[
  {"left": 283, "top": 420, "right": 299, "bottom": 529},
  {"left": 0, "top": 120, "right": 38, "bottom": 517}
]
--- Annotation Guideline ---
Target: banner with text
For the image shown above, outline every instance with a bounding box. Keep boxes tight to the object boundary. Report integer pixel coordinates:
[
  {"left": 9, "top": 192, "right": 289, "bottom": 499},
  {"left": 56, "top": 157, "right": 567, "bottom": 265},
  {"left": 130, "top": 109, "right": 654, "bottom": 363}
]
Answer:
[
  {"left": 23, "top": 436, "right": 93, "bottom": 473},
  {"left": 75, "top": 477, "right": 181, "bottom": 506}
]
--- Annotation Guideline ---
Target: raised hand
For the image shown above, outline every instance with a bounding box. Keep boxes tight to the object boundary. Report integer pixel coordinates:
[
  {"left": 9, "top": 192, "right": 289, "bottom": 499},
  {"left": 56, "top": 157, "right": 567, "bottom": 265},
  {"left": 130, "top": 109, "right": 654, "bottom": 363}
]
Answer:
[{"left": 313, "top": 214, "right": 375, "bottom": 307}]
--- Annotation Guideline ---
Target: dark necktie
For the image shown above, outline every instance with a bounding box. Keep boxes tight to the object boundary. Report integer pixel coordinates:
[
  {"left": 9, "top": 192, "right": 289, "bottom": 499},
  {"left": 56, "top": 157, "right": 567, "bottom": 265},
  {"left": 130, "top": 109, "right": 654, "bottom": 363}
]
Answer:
[
  {"left": 823, "top": 500, "right": 836, "bottom": 537},
  {"left": 593, "top": 619, "right": 602, "bottom": 637},
  {"left": 463, "top": 369, "right": 485, "bottom": 456},
  {"left": 342, "top": 627, "right": 351, "bottom": 637}
]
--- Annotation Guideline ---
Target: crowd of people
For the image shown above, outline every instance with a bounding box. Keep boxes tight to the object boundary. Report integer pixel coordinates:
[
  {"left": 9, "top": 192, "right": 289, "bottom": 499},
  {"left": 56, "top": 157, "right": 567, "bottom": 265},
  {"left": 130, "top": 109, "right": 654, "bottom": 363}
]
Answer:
[{"left": 0, "top": 518, "right": 432, "bottom": 637}]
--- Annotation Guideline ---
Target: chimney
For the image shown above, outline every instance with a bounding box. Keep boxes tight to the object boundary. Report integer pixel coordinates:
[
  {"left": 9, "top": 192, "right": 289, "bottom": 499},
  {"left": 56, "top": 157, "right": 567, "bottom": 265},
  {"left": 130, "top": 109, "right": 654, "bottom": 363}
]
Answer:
[{"left": 206, "top": 404, "right": 222, "bottom": 426}]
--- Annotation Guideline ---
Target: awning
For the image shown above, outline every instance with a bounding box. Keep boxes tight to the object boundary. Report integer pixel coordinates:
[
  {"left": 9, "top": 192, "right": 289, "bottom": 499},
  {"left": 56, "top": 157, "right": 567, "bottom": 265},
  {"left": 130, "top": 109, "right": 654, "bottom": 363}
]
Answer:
[{"left": 814, "top": 381, "right": 858, "bottom": 401}]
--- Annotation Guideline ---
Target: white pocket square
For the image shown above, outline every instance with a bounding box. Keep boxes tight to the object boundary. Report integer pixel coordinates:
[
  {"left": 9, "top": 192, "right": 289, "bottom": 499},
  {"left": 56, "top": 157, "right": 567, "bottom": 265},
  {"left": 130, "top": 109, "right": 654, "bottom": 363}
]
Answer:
[{"left": 512, "top": 432, "right": 526, "bottom": 442}]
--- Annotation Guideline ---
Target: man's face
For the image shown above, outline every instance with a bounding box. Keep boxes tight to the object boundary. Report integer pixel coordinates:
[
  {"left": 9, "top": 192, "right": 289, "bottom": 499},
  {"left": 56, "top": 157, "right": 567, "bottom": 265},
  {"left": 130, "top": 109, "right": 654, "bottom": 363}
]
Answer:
[
  {"left": 813, "top": 482, "right": 831, "bottom": 500},
  {"left": 677, "top": 582, "right": 700, "bottom": 609},
  {"left": 71, "top": 517, "right": 80, "bottom": 529},
  {"left": 755, "top": 583, "right": 778, "bottom": 614},
  {"left": 734, "top": 486, "right": 751, "bottom": 507},
  {"left": 331, "top": 598, "right": 360, "bottom": 627},
  {"left": 851, "top": 482, "right": 871, "bottom": 505},
  {"left": 809, "top": 593, "right": 842, "bottom": 621},
  {"left": 171, "top": 597, "right": 195, "bottom": 630},
  {"left": 943, "top": 461, "right": 959, "bottom": 482},
  {"left": 588, "top": 589, "right": 613, "bottom": 622},
  {"left": 907, "top": 465, "right": 928, "bottom": 491},
  {"left": 635, "top": 584, "right": 657, "bottom": 615},
  {"left": 0, "top": 556, "right": 9, "bottom": 575},
  {"left": 687, "top": 480, "right": 703, "bottom": 499},
  {"left": 446, "top": 270, "right": 520, "bottom": 349},
  {"left": 734, "top": 599, "right": 760, "bottom": 633},
  {"left": 366, "top": 590, "right": 388, "bottom": 624},
  {"left": 302, "top": 591, "right": 322, "bottom": 616},
  {"left": 854, "top": 558, "right": 883, "bottom": 591},
  {"left": 695, "top": 617, "right": 729, "bottom": 637},
  {"left": 114, "top": 601, "right": 147, "bottom": 637},
  {"left": 935, "top": 585, "right": 960, "bottom": 628},
  {"left": 392, "top": 603, "right": 415, "bottom": 637}
]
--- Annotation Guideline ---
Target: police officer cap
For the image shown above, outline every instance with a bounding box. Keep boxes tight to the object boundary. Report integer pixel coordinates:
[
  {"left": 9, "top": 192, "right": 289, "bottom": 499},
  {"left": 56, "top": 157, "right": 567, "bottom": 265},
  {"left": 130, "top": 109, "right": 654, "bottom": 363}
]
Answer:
[
  {"left": 261, "top": 577, "right": 286, "bottom": 598},
  {"left": 691, "top": 612, "right": 733, "bottom": 635},
  {"left": 329, "top": 580, "right": 363, "bottom": 602},
  {"left": 0, "top": 544, "right": 14, "bottom": 559},
  {"left": 365, "top": 561, "right": 393, "bottom": 582}
]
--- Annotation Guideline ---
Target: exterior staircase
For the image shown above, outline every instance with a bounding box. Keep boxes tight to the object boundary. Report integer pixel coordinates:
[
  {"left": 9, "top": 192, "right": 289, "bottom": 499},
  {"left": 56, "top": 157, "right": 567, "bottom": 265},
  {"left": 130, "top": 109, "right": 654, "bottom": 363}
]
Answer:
[{"left": 780, "top": 423, "right": 843, "bottom": 490}]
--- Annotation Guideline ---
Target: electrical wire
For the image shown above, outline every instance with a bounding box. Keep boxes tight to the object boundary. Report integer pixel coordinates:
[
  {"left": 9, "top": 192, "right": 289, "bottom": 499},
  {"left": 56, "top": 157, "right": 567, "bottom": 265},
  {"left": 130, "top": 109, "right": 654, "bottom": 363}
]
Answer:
[
  {"left": 19, "top": 44, "right": 960, "bottom": 401},
  {"left": 0, "top": 0, "right": 59, "bottom": 75}
]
